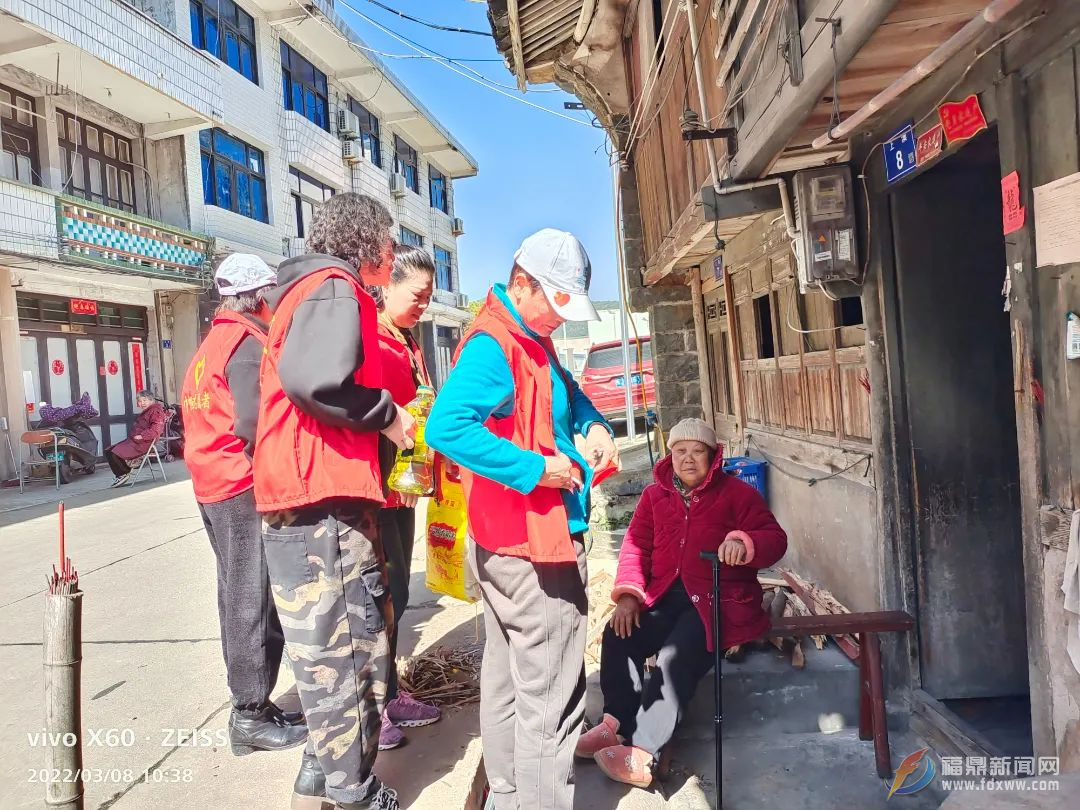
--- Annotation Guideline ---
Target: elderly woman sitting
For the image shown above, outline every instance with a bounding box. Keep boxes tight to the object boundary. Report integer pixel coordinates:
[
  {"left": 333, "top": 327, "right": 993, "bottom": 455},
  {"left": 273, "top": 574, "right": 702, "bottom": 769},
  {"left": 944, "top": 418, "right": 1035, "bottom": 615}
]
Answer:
[
  {"left": 105, "top": 390, "right": 166, "bottom": 487},
  {"left": 577, "top": 418, "right": 787, "bottom": 788}
]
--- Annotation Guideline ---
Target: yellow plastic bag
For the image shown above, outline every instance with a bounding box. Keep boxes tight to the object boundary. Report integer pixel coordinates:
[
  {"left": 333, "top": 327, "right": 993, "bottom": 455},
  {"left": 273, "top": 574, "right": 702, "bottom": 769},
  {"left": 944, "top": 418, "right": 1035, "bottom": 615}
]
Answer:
[{"left": 425, "top": 456, "right": 478, "bottom": 603}]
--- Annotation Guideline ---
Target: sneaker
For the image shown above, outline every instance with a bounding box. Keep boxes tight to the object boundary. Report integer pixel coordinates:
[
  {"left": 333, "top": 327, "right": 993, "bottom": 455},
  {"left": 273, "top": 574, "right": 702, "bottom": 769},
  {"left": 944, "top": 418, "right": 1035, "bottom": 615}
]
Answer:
[
  {"left": 594, "top": 744, "right": 654, "bottom": 789},
  {"left": 335, "top": 784, "right": 399, "bottom": 810},
  {"left": 575, "top": 713, "right": 622, "bottom": 759},
  {"left": 378, "top": 713, "right": 405, "bottom": 750},
  {"left": 385, "top": 691, "right": 440, "bottom": 728},
  {"left": 109, "top": 474, "right": 129, "bottom": 488}
]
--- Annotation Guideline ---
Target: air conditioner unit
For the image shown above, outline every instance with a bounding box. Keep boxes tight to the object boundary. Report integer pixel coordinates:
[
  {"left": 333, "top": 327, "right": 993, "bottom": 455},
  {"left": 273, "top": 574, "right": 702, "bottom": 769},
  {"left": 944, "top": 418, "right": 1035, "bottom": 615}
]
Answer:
[
  {"left": 342, "top": 138, "right": 363, "bottom": 165},
  {"left": 389, "top": 172, "right": 407, "bottom": 198},
  {"left": 336, "top": 108, "right": 359, "bottom": 139},
  {"left": 451, "top": 217, "right": 465, "bottom": 236}
]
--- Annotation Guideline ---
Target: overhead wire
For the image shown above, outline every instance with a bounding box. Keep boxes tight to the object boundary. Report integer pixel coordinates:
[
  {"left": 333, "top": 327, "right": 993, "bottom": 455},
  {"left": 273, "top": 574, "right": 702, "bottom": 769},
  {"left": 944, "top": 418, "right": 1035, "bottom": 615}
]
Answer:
[
  {"left": 325, "top": 0, "right": 592, "bottom": 125},
  {"left": 625, "top": 5, "right": 714, "bottom": 158},
  {"left": 621, "top": 0, "right": 689, "bottom": 152},
  {"left": 335, "top": 0, "right": 563, "bottom": 92},
  {"left": 361, "top": 0, "right": 490, "bottom": 36}
]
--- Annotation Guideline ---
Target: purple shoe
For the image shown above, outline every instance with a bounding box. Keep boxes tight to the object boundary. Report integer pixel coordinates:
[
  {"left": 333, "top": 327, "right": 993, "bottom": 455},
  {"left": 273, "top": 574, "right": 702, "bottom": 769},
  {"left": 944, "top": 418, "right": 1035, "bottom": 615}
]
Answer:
[
  {"left": 379, "top": 713, "right": 405, "bottom": 750},
  {"left": 385, "top": 691, "right": 441, "bottom": 728}
]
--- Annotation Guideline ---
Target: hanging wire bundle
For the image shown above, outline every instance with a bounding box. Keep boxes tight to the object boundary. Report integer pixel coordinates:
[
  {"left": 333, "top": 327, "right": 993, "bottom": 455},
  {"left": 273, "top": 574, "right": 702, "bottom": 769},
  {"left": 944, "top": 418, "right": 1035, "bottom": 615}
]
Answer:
[{"left": 47, "top": 502, "right": 79, "bottom": 596}]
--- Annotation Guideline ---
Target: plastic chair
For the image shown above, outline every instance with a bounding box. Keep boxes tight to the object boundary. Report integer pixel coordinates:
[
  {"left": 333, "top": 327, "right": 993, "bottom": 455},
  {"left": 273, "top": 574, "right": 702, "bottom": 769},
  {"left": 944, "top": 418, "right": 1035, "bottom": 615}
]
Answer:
[{"left": 19, "top": 429, "right": 62, "bottom": 492}]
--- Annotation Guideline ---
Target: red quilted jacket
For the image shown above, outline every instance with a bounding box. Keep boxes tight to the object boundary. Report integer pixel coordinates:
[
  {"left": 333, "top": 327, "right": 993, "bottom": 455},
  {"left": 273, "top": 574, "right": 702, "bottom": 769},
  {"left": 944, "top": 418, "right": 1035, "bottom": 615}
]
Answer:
[{"left": 612, "top": 452, "right": 788, "bottom": 651}]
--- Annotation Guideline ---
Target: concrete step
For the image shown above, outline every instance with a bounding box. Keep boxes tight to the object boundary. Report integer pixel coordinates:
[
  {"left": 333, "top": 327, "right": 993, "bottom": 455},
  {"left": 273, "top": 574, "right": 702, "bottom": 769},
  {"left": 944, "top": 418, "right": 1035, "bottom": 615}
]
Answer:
[
  {"left": 683, "top": 641, "right": 863, "bottom": 738},
  {"left": 666, "top": 728, "right": 943, "bottom": 810}
]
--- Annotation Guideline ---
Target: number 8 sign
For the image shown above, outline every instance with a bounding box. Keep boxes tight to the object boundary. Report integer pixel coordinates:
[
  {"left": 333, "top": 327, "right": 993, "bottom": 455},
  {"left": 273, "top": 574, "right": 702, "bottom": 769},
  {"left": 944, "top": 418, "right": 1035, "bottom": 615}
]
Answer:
[{"left": 883, "top": 122, "right": 918, "bottom": 184}]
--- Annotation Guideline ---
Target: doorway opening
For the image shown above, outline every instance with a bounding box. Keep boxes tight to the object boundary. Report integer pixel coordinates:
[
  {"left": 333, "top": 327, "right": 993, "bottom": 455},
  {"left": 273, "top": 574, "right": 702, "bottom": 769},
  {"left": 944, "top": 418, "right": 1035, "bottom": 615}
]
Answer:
[{"left": 889, "top": 129, "right": 1031, "bottom": 757}]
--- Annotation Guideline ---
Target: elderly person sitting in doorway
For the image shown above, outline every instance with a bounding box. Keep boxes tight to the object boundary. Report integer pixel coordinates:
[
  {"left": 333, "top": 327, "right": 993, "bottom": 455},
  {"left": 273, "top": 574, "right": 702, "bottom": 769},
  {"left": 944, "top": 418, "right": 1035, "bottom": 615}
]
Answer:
[
  {"left": 106, "top": 390, "right": 166, "bottom": 487},
  {"left": 576, "top": 418, "right": 788, "bottom": 789}
]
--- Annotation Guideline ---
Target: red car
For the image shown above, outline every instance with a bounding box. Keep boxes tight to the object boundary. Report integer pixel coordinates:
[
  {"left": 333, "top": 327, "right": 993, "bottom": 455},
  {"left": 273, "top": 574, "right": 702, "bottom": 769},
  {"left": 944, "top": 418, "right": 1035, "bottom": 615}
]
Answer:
[{"left": 580, "top": 337, "right": 655, "bottom": 422}]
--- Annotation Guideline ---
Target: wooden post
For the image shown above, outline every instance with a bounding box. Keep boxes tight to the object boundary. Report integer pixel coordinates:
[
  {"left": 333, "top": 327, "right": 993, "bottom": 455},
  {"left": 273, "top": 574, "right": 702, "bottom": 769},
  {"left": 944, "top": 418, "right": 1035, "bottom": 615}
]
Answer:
[
  {"left": 690, "top": 268, "right": 716, "bottom": 427},
  {"left": 43, "top": 592, "right": 83, "bottom": 809}
]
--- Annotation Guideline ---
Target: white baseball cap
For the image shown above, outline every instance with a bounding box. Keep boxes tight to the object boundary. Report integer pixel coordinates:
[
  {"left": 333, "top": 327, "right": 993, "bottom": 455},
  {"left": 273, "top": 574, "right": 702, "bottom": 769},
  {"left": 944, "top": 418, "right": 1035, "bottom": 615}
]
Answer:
[
  {"left": 513, "top": 228, "right": 599, "bottom": 322},
  {"left": 215, "top": 253, "right": 276, "bottom": 296}
]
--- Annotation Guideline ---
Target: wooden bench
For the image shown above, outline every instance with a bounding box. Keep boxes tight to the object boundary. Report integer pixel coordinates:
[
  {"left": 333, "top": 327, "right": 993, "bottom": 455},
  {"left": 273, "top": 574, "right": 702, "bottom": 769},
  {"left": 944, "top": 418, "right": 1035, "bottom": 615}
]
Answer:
[{"left": 771, "top": 610, "right": 915, "bottom": 778}]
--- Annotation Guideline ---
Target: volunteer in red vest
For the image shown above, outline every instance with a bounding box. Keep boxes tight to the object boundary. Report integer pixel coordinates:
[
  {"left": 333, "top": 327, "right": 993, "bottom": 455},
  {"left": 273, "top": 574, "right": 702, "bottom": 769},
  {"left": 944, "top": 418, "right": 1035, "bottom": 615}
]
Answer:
[
  {"left": 426, "top": 228, "right": 619, "bottom": 810},
  {"left": 181, "top": 254, "right": 307, "bottom": 755},
  {"left": 255, "top": 193, "right": 413, "bottom": 810},
  {"left": 374, "top": 244, "right": 441, "bottom": 751}
]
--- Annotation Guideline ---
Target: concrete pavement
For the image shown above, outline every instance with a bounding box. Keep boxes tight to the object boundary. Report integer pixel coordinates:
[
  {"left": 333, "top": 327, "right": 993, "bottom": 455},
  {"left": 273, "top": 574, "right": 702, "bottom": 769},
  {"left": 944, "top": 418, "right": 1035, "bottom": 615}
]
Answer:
[
  {"left": 1, "top": 461, "right": 942, "bottom": 810},
  {"left": 0, "top": 467, "right": 482, "bottom": 810}
]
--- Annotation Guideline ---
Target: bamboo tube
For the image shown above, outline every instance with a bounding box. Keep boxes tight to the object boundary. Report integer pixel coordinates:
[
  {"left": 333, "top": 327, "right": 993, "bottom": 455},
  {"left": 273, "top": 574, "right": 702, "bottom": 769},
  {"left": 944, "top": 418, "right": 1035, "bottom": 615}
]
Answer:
[{"left": 43, "top": 592, "right": 83, "bottom": 810}]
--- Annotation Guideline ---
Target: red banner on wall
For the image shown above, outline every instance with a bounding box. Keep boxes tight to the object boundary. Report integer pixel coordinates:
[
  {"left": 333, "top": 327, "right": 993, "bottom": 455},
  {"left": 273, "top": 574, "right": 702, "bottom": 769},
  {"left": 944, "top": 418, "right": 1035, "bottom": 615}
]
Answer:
[
  {"left": 938, "top": 95, "right": 988, "bottom": 143},
  {"left": 70, "top": 298, "right": 98, "bottom": 316},
  {"left": 131, "top": 343, "right": 144, "bottom": 394}
]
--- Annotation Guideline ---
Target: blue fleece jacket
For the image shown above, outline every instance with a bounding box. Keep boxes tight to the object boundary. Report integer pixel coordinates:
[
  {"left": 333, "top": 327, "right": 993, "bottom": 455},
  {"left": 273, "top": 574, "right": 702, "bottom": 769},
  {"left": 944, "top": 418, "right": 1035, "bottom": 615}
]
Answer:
[{"left": 426, "top": 285, "right": 610, "bottom": 535}]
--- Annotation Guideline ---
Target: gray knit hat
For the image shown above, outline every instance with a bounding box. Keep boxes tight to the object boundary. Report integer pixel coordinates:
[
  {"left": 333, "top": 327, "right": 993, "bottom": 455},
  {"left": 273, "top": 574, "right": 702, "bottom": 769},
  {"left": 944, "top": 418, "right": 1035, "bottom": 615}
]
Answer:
[{"left": 667, "top": 418, "right": 718, "bottom": 450}]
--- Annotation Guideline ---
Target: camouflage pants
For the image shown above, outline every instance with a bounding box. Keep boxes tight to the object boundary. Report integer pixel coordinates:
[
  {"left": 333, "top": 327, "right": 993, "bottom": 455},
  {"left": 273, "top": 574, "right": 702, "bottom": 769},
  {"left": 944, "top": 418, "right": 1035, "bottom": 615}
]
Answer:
[{"left": 261, "top": 501, "right": 392, "bottom": 805}]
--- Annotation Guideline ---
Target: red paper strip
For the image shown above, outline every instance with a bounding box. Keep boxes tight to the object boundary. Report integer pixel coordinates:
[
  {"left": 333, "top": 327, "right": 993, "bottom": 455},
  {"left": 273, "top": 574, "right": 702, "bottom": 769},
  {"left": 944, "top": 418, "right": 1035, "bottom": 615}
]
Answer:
[
  {"left": 939, "top": 95, "right": 988, "bottom": 143},
  {"left": 131, "top": 343, "right": 144, "bottom": 393},
  {"left": 1001, "top": 171, "right": 1026, "bottom": 235},
  {"left": 915, "top": 125, "right": 944, "bottom": 166}
]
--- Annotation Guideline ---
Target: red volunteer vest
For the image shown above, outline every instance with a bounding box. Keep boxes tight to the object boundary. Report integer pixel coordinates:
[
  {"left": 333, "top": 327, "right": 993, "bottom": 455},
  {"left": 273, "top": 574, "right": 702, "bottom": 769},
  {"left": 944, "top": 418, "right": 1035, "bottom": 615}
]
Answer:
[
  {"left": 254, "top": 268, "right": 385, "bottom": 512},
  {"left": 181, "top": 311, "right": 266, "bottom": 504},
  {"left": 453, "top": 291, "right": 576, "bottom": 564}
]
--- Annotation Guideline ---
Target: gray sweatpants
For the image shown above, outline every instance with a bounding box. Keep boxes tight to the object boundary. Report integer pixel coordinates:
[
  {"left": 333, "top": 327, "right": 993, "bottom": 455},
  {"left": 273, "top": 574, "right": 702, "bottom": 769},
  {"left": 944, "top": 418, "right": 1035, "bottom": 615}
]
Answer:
[{"left": 474, "top": 536, "right": 589, "bottom": 810}]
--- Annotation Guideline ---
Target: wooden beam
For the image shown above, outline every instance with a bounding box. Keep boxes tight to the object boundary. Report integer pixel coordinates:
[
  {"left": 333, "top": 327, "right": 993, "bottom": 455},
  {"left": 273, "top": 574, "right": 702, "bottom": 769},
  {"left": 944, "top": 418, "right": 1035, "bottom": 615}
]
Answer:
[
  {"left": 728, "top": 0, "right": 900, "bottom": 180},
  {"left": 713, "top": 0, "right": 741, "bottom": 60},
  {"left": 507, "top": 0, "right": 528, "bottom": 92},
  {"left": 716, "top": 0, "right": 766, "bottom": 80}
]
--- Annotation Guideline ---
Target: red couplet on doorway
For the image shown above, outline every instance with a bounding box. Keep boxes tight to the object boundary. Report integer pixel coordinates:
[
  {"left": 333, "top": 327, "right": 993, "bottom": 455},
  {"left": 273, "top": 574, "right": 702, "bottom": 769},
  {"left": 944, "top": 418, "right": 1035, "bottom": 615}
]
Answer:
[{"left": 131, "top": 343, "right": 144, "bottom": 392}]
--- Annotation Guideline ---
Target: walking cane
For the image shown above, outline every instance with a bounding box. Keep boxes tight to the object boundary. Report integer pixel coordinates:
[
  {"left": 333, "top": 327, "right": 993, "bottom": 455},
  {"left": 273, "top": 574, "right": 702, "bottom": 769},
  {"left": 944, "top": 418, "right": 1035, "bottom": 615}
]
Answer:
[{"left": 700, "top": 550, "right": 723, "bottom": 808}]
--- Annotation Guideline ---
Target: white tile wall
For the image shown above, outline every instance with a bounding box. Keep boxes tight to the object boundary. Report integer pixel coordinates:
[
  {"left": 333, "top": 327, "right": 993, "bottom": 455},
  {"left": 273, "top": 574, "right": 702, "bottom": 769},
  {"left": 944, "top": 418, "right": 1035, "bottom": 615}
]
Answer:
[
  {"left": 0, "top": 0, "right": 222, "bottom": 120},
  {"left": 162, "top": 0, "right": 467, "bottom": 291},
  {"left": 0, "top": 179, "right": 60, "bottom": 260},
  {"left": 283, "top": 112, "right": 347, "bottom": 190}
]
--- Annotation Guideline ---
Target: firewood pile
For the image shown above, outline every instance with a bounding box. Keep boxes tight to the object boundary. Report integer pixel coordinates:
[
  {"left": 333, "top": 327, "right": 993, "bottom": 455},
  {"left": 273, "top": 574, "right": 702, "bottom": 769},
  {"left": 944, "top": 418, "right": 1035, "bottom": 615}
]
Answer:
[
  {"left": 398, "top": 643, "right": 483, "bottom": 708},
  {"left": 760, "top": 568, "right": 858, "bottom": 669}
]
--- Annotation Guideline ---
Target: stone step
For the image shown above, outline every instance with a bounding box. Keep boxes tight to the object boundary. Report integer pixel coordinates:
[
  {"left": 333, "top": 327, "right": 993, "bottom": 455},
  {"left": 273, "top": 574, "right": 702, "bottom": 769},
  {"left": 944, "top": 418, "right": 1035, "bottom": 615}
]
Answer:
[{"left": 684, "top": 641, "right": 864, "bottom": 738}]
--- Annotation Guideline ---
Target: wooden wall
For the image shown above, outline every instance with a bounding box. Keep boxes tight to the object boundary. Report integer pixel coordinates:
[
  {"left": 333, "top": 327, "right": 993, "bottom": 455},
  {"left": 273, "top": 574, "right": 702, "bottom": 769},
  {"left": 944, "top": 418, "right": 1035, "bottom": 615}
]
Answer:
[
  {"left": 702, "top": 213, "right": 872, "bottom": 448},
  {"left": 626, "top": 1, "right": 727, "bottom": 267}
]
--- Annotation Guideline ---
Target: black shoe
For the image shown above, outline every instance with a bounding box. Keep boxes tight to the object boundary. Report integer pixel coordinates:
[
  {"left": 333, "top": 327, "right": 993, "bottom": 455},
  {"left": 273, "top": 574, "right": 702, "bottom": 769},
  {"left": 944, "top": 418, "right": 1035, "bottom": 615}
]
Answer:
[
  {"left": 229, "top": 705, "right": 308, "bottom": 755},
  {"left": 335, "top": 785, "right": 399, "bottom": 810},
  {"left": 269, "top": 701, "right": 306, "bottom": 726},
  {"left": 290, "top": 750, "right": 329, "bottom": 810}
]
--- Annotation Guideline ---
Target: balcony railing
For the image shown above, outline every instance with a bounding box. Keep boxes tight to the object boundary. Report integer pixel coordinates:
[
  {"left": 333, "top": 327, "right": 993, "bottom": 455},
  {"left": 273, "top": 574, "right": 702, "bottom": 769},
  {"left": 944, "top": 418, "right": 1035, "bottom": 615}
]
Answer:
[{"left": 57, "top": 196, "right": 212, "bottom": 282}]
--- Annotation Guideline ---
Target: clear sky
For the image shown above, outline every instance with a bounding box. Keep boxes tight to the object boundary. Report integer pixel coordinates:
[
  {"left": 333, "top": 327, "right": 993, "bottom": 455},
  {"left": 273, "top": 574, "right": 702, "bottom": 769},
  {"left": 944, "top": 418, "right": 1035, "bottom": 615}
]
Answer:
[{"left": 335, "top": 0, "right": 621, "bottom": 301}]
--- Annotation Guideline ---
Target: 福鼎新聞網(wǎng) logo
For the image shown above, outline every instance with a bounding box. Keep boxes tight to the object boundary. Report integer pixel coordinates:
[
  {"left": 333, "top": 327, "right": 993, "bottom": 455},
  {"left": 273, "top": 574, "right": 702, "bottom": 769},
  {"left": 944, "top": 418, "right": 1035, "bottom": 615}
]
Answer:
[{"left": 888, "top": 747, "right": 936, "bottom": 799}]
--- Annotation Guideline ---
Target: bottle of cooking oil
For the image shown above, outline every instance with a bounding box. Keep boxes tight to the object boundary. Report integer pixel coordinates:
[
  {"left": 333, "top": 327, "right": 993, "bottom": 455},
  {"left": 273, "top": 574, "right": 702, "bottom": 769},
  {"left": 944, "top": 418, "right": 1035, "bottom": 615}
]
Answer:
[{"left": 388, "top": 385, "right": 436, "bottom": 496}]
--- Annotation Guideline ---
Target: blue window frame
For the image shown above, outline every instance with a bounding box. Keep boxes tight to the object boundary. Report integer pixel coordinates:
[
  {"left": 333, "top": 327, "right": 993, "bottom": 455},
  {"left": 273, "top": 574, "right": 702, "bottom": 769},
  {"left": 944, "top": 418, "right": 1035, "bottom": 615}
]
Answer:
[
  {"left": 189, "top": 0, "right": 258, "bottom": 84},
  {"left": 429, "top": 167, "right": 448, "bottom": 214},
  {"left": 434, "top": 246, "right": 453, "bottom": 292},
  {"left": 281, "top": 42, "right": 329, "bottom": 131},
  {"left": 199, "top": 128, "right": 267, "bottom": 222},
  {"left": 399, "top": 226, "right": 424, "bottom": 248},
  {"left": 394, "top": 135, "right": 419, "bottom": 193},
  {"left": 348, "top": 98, "right": 382, "bottom": 168}
]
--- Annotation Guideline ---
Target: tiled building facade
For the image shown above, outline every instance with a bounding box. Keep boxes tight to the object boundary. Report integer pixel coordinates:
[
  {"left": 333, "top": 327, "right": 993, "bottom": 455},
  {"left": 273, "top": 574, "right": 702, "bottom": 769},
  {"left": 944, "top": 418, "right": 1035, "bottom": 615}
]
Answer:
[{"left": 0, "top": 0, "right": 476, "bottom": 480}]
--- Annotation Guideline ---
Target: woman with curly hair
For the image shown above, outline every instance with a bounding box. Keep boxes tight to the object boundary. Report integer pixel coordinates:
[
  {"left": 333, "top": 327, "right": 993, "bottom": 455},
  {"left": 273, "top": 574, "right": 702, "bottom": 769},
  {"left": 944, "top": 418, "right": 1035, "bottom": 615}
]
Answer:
[{"left": 254, "top": 193, "right": 414, "bottom": 810}]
